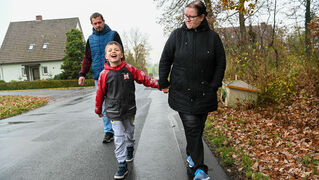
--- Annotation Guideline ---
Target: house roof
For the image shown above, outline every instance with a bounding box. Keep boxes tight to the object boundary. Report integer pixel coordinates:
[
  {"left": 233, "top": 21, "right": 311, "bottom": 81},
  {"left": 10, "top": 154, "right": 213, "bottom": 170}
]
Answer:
[{"left": 0, "top": 17, "right": 83, "bottom": 64}]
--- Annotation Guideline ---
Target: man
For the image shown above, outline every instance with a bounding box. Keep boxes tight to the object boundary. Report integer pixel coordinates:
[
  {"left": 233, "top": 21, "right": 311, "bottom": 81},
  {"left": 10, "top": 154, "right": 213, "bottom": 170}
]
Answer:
[{"left": 78, "top": 12, "right": 124, "bottom": 143}]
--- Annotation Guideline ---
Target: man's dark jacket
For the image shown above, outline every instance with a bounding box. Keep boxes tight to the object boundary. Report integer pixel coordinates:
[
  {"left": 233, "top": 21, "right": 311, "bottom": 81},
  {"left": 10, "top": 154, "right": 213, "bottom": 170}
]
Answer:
[{"left": 159, "top": 19, "right": 226, "bottom": 114}]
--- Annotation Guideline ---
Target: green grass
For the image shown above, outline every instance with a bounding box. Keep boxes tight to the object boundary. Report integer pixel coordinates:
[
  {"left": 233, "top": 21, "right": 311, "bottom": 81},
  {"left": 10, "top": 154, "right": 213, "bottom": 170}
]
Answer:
[{"left": 0, "top": 95, "right": 51, "bottom": 120}]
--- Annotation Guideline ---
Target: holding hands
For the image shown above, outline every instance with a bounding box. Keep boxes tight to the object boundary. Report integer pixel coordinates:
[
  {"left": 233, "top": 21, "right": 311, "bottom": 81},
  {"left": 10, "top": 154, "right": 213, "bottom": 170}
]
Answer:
[
  {"left": 162, "top": 86, "right": 170, "bottom": 94},
  {"left": 97, "top": 113, "right": 104, "bottom": 118}
]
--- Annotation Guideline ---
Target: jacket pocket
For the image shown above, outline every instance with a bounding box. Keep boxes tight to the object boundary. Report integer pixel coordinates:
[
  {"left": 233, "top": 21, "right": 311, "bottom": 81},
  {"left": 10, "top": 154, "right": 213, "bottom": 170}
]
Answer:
[
  {"left": 106, "top": 100, "right": 120, "bottom": 114},
  {"left": 171, "top": 65, "right": 187, "bottom": 92}
]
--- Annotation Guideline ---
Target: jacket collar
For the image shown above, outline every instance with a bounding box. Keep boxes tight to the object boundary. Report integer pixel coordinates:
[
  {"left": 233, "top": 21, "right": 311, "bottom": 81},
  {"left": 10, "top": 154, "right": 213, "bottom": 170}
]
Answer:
[
  {"left": 182, "top": 18, "right": 210, "bottom": 32},
  {"left": 92, "top": 24, "right": 112, "bottom": 35},
  {"left": 104, "top": 59, "right": 126, "bottom": 71}
]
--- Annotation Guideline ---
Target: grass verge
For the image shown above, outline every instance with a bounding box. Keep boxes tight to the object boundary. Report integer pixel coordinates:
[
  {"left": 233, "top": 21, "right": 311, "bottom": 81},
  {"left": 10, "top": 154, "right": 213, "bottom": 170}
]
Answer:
[
  {"left": 0, "top": 95, "right": 51, "bottom": 120},
  {"left": 204, "top": 113, "right": 270, "bottom": 180}
]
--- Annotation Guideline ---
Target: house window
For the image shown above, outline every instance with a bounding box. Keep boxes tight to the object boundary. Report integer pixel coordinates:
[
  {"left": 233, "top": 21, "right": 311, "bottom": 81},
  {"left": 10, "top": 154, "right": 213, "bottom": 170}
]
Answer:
[
  {"left": 22, "top": 67, "right": 26, "bottom": 77},
  {"left": 29, "top": 44, "right": 35, "bottom": 50},
  {"left": 42, "top": 43, "right": 49, "bottom": 49},
  {"left": 42, "top": 66, "right": 48, "bottom": 75}
]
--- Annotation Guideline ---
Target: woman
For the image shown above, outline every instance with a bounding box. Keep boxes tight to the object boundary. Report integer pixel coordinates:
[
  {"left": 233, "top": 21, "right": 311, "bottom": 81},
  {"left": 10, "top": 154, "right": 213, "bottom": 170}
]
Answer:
[{"left": 159, "top": 1, "right": 226, "bottom": 179}]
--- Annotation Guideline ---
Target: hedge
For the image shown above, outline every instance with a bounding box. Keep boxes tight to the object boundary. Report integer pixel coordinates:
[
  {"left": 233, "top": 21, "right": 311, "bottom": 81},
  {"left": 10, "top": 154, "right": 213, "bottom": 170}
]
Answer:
[{"left": 0, "top": 79, "right": 95, "bottom": 90}]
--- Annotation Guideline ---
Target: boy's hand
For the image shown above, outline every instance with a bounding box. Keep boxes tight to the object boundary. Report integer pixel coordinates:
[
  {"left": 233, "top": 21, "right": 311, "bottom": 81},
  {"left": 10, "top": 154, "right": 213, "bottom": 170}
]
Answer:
[{"left": 98, "top": 113, "right": 104, "bottom": 118}]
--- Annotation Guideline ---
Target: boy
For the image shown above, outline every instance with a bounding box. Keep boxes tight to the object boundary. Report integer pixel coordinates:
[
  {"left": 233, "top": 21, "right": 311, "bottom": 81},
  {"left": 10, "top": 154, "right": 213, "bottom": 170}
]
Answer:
[{"left": 95, "top": 41, "right": 160, "bottom": 179}]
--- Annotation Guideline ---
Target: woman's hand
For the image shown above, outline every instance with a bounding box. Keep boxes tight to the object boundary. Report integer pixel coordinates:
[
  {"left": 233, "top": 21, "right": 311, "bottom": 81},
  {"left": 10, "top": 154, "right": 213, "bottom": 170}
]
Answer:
[{"left": 162, "top": 86, "right": 170, "bottom": 93}]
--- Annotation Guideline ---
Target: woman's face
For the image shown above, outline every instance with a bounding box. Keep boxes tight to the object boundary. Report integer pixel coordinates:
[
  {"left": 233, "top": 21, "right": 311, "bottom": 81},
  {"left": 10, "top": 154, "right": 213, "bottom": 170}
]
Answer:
[{"left": 184, "top": 7, "right": 205, "bottom": 29}]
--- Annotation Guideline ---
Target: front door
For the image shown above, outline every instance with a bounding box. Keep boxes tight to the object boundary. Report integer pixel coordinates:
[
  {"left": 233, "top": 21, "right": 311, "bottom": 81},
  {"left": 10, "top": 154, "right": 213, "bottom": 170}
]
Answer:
[{"left": 32, "top": 67, "right": 40, "bottom": 80}]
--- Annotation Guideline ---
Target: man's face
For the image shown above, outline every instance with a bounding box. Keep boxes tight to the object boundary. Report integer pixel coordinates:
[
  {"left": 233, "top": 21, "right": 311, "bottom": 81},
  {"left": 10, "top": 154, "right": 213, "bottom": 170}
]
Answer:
[{"left": 91, "top": 16, "right": 105, "bottom": 32}]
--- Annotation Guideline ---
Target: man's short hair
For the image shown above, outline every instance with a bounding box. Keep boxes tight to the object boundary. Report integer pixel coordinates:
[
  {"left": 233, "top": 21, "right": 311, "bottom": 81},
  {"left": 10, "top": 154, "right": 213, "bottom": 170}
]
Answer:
[{"left": 90, "top": 12, "right": 104, "bottom": 23}]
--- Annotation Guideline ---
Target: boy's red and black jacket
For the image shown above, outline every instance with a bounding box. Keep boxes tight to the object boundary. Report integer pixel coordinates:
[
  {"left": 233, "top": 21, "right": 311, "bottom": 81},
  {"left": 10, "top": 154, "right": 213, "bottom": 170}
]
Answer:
[{"left": 95, "top": 60, "right": 160, "bottom": 121}]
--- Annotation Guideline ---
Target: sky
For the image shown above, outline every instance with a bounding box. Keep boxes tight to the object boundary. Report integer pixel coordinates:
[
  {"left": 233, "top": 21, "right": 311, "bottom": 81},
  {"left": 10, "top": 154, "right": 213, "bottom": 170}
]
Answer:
[{"left": 0, "top": 0, "right": 168, "bottom": 64}]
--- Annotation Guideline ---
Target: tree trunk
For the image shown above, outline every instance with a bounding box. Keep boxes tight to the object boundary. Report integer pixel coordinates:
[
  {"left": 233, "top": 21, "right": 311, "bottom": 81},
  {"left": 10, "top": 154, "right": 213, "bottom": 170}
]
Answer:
[
  {"left": 239, "top": 12, "right": 247, "bottom": 45},
  {"left": 238, "top": 0, "right": 247, "bottom": 45},
  {"left": 270, "top": 0, "right": 279, "bottom": 68},
  {"left": 204, "top": 0, "right": 215, "bottom": 30},
  {"left": 305, "top": 0, "right": 311, "bottom": 56}
]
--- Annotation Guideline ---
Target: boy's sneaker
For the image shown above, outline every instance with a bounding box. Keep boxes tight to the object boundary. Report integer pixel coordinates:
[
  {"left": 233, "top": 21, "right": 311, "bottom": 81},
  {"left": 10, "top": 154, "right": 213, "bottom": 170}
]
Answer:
[
  {"left": 193, "top": 169, "right": 210, "bottom": 180},
  {"left": 187, "top": 156, "right": 195, "bottom": 168},
  {"left": 126, "top": 146, "right": 134, "bottom": 162},
  {"left": 114, "top": 162, "right": 128, "bottom": 179},
  {"left": 102, "top": 132, "right": 113, "bottom": 143}
]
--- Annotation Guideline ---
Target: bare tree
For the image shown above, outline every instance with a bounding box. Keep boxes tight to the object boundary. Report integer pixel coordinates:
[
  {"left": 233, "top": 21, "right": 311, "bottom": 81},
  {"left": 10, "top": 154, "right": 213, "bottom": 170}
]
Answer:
[
  {"left": 283, "top": 0, "right": 319, "bottom": 49},
  {"left": 305, "top": 0, "right": 311, "bottom": 55},
  {"left": 269, "top": 0, "right": 279, "bottom": 67},
  {"left": 122, "top": 28, "right": 151, "bottom": 71},
  {"left": 153, "top": 0, "right": 219, "bottom": 34},
  {"left": 219, "top": 0, "right": 258, "bottom": 45}
]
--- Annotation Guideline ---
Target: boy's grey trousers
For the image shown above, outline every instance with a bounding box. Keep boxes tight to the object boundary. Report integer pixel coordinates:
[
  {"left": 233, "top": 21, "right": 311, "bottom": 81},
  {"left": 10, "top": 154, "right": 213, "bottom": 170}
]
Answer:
[{"left": 112, "top": 117, "right": 135, "bottom": 163}]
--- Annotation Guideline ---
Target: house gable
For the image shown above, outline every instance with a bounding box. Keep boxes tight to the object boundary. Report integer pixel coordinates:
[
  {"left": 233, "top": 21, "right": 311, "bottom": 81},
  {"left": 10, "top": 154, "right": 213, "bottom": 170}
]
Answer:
[{"left": 0, "top": 17, "right": 83, "bottom": 64}]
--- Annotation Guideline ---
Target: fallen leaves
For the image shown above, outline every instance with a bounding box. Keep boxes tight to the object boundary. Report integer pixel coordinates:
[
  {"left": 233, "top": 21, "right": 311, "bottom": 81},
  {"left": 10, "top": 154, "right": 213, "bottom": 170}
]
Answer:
[
  {"left": 205, "top": 89, "right": 319, "bottom": 179},
  {"left": 0, "top": 95, "right": 51, "bottom": 119}
]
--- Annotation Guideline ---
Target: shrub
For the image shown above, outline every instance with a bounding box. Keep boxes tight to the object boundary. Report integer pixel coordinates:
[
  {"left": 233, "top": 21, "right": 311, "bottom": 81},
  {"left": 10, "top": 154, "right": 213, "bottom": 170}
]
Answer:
[
  {"left": 223, "top": 37, "right": 319, "bottom": 106},
  {"left": 0, "top": 79, "right": 94, "bottom": 91}
]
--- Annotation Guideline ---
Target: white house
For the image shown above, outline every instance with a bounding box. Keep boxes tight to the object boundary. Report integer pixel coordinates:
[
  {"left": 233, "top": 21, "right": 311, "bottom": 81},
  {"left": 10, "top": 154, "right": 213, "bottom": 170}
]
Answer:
[{"left": 0, "top": 16, "right": 83, "bottom": 82}]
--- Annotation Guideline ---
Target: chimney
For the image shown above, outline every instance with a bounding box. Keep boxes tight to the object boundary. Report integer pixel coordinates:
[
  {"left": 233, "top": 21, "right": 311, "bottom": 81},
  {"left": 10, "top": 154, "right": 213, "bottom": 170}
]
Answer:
[{"left": 36, "top": 15, "right": 42, "bottom": 21}]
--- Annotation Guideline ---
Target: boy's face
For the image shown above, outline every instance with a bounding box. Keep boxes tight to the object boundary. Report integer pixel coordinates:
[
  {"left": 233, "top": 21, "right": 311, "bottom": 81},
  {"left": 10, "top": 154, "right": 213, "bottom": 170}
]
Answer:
[{"left": 105, "top": 44, "right": 123, "bottom": 65}]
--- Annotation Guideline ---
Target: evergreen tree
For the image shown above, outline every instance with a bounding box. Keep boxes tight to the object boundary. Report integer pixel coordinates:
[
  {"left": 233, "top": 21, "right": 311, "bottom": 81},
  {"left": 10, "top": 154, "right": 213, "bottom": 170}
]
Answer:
[{"left": 59, "top": 28, "right": 85, "bottom": 79}]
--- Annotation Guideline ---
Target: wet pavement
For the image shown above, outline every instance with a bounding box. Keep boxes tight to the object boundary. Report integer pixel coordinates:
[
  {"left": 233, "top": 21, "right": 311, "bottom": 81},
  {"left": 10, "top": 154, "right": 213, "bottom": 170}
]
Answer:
[{"left": 0, "top": 85, "right": 229, "bottom": 180}]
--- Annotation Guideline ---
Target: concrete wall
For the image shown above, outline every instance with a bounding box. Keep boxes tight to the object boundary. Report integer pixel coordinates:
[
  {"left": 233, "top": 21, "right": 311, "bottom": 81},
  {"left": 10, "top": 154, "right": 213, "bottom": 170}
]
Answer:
[
  {"left": 0, "top": 61, "right": 63, "bottom": 82},
  {"left": 40, "top": 61, "right": 63, "bottom": 80},
  {"left": 224, "top": 87, "right": 258, "bottom": 107},
  {"left": 0, "top": 64, "right": 26, "bottom": 82}
]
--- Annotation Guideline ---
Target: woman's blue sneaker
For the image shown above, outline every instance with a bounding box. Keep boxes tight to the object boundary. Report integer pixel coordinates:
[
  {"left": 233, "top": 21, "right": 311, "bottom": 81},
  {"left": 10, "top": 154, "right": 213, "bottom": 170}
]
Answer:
[
  {"left": 193, "top": 169, "right": 210, "bottom": 180},
  {"left": 114, "top": 162, "right": 128, "bottom": 179},
  {"left": 187, "top": 156, "right": 195, "bottom": 168}
]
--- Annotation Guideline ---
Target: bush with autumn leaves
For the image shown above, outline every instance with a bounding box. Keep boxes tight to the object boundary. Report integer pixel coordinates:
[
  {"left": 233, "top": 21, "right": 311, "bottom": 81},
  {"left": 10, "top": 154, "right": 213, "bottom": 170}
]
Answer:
[{"left": 204, "top": 17, "right": 319, "bottom": 180}]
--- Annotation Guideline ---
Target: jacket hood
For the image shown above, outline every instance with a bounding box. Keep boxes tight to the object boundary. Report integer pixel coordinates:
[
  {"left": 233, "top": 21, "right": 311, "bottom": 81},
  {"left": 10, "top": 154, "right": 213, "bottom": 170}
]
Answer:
[
  {"left": 182, "top": 18, "right": 210, "bottom": 32},
  {"left": 104, "top": 60, "right": 126, "bottom": 71},
  {"left": 92, "top": 24, "right": 112, "bottom": 35}
]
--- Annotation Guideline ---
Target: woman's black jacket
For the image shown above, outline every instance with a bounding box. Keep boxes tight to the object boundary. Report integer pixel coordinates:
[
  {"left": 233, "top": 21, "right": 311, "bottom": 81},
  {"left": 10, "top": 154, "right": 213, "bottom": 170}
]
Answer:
[{"left": 159, "top": 19, "right": 226, "bottom": 114}]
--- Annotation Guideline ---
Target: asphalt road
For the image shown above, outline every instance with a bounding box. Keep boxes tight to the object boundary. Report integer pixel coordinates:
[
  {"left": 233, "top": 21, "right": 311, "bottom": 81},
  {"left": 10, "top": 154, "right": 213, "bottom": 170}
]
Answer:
[
  {"left": 0, "top": 85, "right": 153, "bottom": 180},
  {"left": 0, "top": 85, "right": 230, "bottom": 180}
]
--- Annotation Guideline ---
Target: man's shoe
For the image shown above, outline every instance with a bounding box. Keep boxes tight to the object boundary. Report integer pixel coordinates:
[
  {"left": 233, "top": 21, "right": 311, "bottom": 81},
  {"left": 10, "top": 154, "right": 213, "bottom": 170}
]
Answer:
[
  {"left": 187, "top": 156, "right": 195, "bottom": 168},
  {"left": 102, "top": 132, "right": 114, "bottom": 143},
  {"left": 114, "top": 162, "right": 128, "bottom": 179},
  {"left": 126, "top": 146, "right": 134, "bottom": 162},
  {"left": 193, "top": 169, "right": 210, "bottom": 180}
]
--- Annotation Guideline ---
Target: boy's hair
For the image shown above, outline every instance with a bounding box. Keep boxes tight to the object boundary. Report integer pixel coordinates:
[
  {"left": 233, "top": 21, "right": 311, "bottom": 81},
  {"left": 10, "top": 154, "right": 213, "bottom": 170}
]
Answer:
[
  {"left": 90, "top": 12, "right": 104, "bottom": 23},
  {"left": 105, "top": 41, "right": 124, "bottom": 53},
  {"left": 186, "top": 0, "right": 208, "bottom": 16}
]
